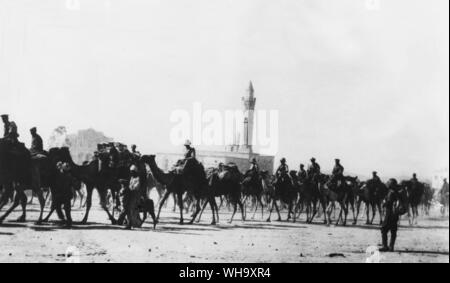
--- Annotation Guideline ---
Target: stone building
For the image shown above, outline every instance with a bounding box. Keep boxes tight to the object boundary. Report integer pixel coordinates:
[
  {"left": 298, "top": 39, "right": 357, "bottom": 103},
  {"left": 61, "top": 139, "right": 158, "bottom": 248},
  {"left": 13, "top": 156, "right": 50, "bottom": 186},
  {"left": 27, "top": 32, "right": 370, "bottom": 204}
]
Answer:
[{"left": 157, "top": 82, "right": 275, "bottom": 173}]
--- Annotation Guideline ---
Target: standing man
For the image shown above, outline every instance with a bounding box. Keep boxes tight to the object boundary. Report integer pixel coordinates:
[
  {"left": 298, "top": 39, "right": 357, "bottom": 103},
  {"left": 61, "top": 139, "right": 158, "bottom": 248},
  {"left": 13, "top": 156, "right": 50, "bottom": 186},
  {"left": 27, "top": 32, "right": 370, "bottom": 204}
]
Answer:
[
  {"left": 380, "top": 179, "right": 406, "bottom": 252},
  {"left": 30, "top": 127, "right": 44, "bottom": 155}
]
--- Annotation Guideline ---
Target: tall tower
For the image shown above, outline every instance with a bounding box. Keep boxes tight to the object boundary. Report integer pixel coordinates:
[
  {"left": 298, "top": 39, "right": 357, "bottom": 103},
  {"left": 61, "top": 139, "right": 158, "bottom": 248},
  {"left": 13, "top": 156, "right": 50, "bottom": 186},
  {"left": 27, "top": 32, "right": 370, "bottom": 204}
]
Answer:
[{"left": 241, "top": 81, "right": 256, "bottom": 152}]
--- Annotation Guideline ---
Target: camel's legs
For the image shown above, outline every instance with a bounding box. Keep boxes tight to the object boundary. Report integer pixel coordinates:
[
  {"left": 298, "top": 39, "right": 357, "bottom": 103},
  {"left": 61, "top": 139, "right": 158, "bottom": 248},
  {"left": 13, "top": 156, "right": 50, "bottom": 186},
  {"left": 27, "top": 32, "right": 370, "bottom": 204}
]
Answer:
[
  {"left": 365, "top": 203, "right": 371, "bottom": 224},
  {"left": 370, "top": 203, "right": 377, "bottom": 225},
  {"left": 251, "top": 197, "right": 259, "bottom": 220},
  {"left": 0, "top": 190, "right": 25, "bottom": 224},
  {"left": 34, "top": 188, "right": 45, "bottom": 224},
  {"left": 189, "top": 199, "right": 202, "bottom": 224},
  {"left": 63, "top": 201, "right": 72, "bottom": 227},
  {"left": 274, "top": 200, "right": 282, "bottom": 221},
  {"left": 81, "top": 185, "right": 94, "bottom": 224},
  {"left": 209, "top": 197, "right": 217, "bottom": 225},
  {"left": 156, "top": 191, "right": 171, "bottom": 221},
  {"left": 99, "top": 189, "right": 116, "bottom": 224},
  {"left": 0, "top": 183, "right": 13, "bottom": 211},
  {"left": 177, "top": 191, "right": 184, "bottom": 224},
  {"left": 197, "top": 199, "right": 208, "bottom": 223},
  {"left": 17, "top": 190, "right": 27, "bottom": 222}
]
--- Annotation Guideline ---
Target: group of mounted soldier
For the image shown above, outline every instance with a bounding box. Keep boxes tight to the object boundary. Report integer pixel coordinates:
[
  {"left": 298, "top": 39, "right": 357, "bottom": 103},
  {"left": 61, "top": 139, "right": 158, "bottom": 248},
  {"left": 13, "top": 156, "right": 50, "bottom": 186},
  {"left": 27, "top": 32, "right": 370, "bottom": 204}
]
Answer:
[{"left": 0, "top": 115, "right": 448, "bottom": 253}]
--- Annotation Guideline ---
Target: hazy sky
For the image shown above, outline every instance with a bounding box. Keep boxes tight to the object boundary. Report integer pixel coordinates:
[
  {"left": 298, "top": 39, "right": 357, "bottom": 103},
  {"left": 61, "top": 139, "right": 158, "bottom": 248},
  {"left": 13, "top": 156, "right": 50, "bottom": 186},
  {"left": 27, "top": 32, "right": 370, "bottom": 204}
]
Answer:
[{"left": 0, "top": 0, "right": 448, "bottom": 178}]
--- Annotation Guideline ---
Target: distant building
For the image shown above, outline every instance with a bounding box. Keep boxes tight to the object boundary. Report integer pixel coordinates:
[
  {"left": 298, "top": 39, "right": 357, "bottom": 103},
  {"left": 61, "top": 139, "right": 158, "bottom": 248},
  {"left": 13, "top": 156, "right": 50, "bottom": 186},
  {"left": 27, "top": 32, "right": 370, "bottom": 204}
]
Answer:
[{"left": 157, "top": 82, "right": 275, "bottom": 173}]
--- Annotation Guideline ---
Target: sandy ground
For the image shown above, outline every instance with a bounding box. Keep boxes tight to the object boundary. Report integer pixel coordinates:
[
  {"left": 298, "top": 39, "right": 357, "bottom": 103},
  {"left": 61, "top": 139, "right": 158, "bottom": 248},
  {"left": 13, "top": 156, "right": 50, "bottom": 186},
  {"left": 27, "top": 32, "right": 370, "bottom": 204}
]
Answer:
[{"left": 0, "top": 194, "right": 448, "bottom": 263}]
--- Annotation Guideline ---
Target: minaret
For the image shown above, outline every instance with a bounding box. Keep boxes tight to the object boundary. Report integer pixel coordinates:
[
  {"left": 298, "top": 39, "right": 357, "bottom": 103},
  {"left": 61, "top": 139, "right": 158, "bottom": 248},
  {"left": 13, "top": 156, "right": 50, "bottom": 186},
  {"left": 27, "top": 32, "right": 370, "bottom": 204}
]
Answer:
[{"left": 241, "top": 81, "right": 256, "bottom": 152}]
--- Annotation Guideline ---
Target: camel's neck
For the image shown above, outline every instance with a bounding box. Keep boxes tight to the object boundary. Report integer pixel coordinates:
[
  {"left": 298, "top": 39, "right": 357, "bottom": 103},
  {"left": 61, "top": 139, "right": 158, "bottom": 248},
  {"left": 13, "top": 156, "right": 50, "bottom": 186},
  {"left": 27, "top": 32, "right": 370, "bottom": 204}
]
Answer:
[{"left": 145, "top": 158, "right": 174, "bottom": 185}]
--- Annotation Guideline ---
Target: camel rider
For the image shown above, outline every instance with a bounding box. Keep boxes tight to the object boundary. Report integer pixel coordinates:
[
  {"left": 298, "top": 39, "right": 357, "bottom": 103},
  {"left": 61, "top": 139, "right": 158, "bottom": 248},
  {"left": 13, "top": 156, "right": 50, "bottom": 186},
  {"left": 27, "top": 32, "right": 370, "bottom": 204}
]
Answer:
[
  {"left": 183, "top": 140, "right": 196, "bottom": 160},
  {"left": 307, "top": 158, "right": 321, "bottom": 180},
  {"left": 298, "top": 164, "right": 307, "bottom": 182},
  {"left": 380, "top": 179, "right": 405, "bottom": 252},
  {"left": 1, "top": 114, "right": 19, "bottom": 143},
  {"left": 117, "top": 143, "right": 132, "bottom": 168},
  {"left": 411, "top": 173, "right": 419, "bottom": 183},
  {"left": 249, "top": 158, "right": 259, "bottom": 175},
  {"left": 30, "top": 127, "right": 44, "bottom": 155},
  {"left": 330, "top": 159, "right": 345, "bottom": 186},
  {"left": 276, "top": 158, "right": 289, "bottom": 178},
  {"left": 131, "top": 145, "right": 141, "bottom": 158}
]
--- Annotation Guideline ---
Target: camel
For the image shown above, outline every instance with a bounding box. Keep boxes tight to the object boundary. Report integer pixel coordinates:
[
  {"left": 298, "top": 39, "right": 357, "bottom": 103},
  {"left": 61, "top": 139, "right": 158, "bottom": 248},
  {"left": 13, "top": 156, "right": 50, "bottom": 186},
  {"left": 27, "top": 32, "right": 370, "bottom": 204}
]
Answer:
[
  {"left": 142, "top": 155, "right": 217, "bottom": 225},
  {"left": 316, "top": 174, "right": 352, "bottom": 226},
  {"left": 0, "top": 139, "right": 47, "bottom": 224},
  {"left": 241, "top": 170, "right": 269, "bottom": 220},
  {"left": 294, "top": 174, "right": 327, "bottom": 224},
  {"left": 266, "top": 172, "right": 297, "bottom": 222},
  {"left": 197, "top": 164, "right": 245, "bottom": 224},
  {"left": 400, "top": 180, "right": 425, "bottom": 225},
  {"left": 354, "top": 179, "right": 388, "bottom": 225},
  {"left": 50, "top": 147, "right": 118, "bottom": 224}
]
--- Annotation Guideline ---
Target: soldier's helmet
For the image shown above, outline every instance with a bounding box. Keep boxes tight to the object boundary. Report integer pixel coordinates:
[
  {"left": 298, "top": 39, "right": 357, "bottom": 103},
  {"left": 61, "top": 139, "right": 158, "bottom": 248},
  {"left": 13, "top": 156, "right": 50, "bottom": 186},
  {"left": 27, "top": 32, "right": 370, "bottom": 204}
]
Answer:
[
  {"left": 1, "top": 114, "right": 8, "bottom": 120},
  {"left": 311, "top": 157, "right": 316, "bottom": 162},
  {"left": 372, "top": 171, "right": 378, "bottom": 175},
  {"left": 250, "top": 158, "right": 257, "bottom": 164},
  {"left": 300, "top": 164, "right": 304, "bottom": 168},
  {"left": 184, "top": 140, "right": 192, "bottom": 146},
  {"left": 335, "top": 158, "right": 340, "bottom": 163},
  {"left": 30, "top": 127, "right": 37, "bottom": 132},
  {"left": 280, "top": 158, "right": 286, "bottom": 163}
]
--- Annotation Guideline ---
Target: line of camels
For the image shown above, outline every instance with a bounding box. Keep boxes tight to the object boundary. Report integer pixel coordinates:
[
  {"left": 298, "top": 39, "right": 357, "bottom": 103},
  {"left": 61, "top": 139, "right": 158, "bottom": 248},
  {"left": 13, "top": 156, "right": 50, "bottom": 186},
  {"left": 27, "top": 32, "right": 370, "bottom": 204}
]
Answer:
[{"left": 0, "top": 141, "right": 446, "bottom": 229}]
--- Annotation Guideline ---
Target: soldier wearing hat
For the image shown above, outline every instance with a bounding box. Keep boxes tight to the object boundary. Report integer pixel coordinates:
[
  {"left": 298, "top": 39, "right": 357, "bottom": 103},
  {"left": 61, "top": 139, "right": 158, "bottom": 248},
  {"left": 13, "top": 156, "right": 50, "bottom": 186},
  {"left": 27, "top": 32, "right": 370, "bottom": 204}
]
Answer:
[
  {"left": 330, "top": 158, "right": 345, "bottom": 187},
  {"left": 1, "top": 114, "right": 19, "bottom": 143},
  {"left": 183, "top": 139, "right": 196, "bottom": 160},
  {"left": 30, "top": 127, "right": 44, "bottom": 155},
  {"left": 307, "top": 157, "right": 321, "bottom": 180},
  {"left": 275, "top": 158, "right": 289, "bottom": 179},
  {"left": 249, "top": 158, "right": 259, "bottom": 175},
  {"left": 380, "top": 179, "right": 406, "bottom": 252},
  {"left": 298, "top": 164, "right": 307, "bottom": 182},
  {"left": 371, "top": 171, "right": 382, "bottom": 185},
  {"left": 411, "top": 173, "right": 419, "bottom": 183}
]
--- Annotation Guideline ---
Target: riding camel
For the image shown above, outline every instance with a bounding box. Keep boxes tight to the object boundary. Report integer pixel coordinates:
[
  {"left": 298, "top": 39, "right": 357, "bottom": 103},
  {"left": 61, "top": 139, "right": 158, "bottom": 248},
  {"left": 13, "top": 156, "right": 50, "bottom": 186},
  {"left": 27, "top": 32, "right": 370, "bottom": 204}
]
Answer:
[
  {"left": 400, "top": 180, "right": 425, "bottom": 225},
  {"left": 354, "top": 179, "right": 388, "bottom": 225},
  {"left": 266, "top": 171, "right": 297, "bottom": 222},
  {"left": 316, "top": 174, "right": 353, "bottom": 226},
  {"left": 196, "top": 164, "right": 245, "bottom": 224},
  {"left": 0, "top": 139, "right": 48, "bottom": 224},
  {"left": 142, "top": 155, "right": 217, "bottom": 225}
]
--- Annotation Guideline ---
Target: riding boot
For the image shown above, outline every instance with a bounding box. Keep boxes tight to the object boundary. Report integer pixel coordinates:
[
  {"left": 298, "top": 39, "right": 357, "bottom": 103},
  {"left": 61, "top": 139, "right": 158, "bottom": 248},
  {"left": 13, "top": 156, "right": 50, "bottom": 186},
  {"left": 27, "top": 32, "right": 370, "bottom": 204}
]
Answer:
[
  {"left": 389, "top": 231, "right": 397, "bottom": 252},
  {"left": 379, "top": 232, "right": 389, "bottom": 252}
]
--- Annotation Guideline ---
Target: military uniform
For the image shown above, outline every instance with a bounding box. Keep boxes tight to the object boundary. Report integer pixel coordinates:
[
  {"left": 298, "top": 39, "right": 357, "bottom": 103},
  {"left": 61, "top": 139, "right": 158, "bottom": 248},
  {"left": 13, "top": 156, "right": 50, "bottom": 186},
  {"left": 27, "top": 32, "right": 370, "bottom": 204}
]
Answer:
[
  {"left": 298, "top": 167, "right": 307, "bottom": 182},
  {"left": 330, "top": 162, "right": 345, "bottom": 185},
  {"left": 380, "top": 182, "right": 405, "bottom": 252},
  {"left": 30, "top": 132, "right": 44, "bottom": 155},
  {"left": 307, "top": 161, "right": 321, "bottom": 179}
]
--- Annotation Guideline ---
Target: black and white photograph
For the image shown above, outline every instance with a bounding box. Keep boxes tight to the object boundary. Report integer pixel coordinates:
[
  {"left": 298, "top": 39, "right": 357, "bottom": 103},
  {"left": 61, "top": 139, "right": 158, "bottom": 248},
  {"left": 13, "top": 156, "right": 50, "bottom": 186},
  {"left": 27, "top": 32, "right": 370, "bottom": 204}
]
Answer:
[{"left": 0, "top": 0, "right": 448, "bottom": 266}]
